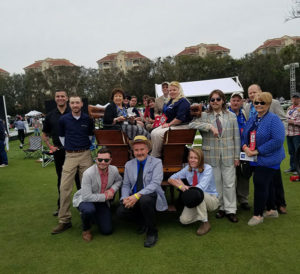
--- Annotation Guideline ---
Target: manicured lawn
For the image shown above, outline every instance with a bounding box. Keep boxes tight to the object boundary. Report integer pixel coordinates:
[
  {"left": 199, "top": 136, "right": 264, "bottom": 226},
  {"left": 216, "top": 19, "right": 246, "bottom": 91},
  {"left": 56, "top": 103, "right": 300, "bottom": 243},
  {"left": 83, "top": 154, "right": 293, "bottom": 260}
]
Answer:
[{"left": 0, "top": 139, "right": 300, "bottom": 274}]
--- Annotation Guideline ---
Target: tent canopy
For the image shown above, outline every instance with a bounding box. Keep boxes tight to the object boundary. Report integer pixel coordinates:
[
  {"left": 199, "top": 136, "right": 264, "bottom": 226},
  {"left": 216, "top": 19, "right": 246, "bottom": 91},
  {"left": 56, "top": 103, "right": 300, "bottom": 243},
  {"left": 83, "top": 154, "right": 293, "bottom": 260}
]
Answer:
[
  {"left": 25, "top": 110, "right": 42, "bottom": 117},
  {"left": 155, "top": 76, "right": 244, "bottom": 98}
]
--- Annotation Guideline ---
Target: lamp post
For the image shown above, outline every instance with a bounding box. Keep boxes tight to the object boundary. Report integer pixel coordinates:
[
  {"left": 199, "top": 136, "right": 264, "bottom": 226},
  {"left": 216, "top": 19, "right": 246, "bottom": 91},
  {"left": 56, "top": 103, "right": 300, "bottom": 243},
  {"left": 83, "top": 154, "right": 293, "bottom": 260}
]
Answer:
[{"left": 284, "top": 62, "right": 299, "bottom": 98}]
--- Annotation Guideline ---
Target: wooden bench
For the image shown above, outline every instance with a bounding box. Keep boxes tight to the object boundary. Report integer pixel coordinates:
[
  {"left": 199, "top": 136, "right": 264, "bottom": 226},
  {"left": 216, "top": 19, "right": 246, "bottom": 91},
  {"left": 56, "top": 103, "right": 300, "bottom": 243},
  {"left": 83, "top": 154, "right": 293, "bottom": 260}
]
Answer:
[
  {"left": 94, "top": 130, "right": 130, "bottom": 173},
  {"left": 89, "top": 104, "right": 197, "bottom": 210},
  {"left": 160, "top": 128, "right": 197, "bottom": 209}
]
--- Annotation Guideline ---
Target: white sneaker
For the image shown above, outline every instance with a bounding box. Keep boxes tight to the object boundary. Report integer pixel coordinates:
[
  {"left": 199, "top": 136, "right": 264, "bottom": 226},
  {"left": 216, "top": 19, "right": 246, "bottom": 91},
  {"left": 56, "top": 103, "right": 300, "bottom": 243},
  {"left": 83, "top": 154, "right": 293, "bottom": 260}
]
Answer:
[
  {"left": 0, "top": 164, "right": 8, "bottom": 167},
  {"left": 263, "top": 210, "right": 279, "bottom": 218},
  {"left": 248, "top": 216, "right": 264, "bottom": 226}
]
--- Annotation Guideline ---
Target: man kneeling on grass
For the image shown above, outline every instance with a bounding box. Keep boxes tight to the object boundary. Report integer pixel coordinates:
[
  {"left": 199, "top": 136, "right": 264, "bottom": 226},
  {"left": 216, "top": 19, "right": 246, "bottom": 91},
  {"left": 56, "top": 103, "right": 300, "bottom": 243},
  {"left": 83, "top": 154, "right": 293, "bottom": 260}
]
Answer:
[
  {"left": 72, "top": 147, "right": 122, "bottom": 242},
  {"left": 117, "top": 135, "right": 168, "bottom": 248},
  {"left": 168, "top": 148, "right": 219, "bottom": 236}
]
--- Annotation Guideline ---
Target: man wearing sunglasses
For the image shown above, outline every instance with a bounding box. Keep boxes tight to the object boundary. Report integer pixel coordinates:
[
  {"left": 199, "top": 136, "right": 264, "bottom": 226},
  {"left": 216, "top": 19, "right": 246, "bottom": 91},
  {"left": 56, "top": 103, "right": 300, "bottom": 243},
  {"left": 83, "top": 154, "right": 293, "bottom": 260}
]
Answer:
[
  {"left": 73, "top": 147, "right": 122, "bottom": 242},
  {"left": 189, "top": 90, "right": 240, "bottom": 223},
  {"left": 244, "top": 84, "right": 287, "bottom": 214},
  {"left": 117, "top": 135, "right": 167, "bottom": 248}
]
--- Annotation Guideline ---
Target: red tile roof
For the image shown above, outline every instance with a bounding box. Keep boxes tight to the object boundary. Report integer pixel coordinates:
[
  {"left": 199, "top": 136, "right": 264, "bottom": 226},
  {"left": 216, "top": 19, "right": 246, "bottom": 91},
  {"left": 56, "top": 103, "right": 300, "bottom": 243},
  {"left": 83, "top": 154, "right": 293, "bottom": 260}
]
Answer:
[
  {"left": 0, "top": 68, "right": 9, "bottom": 74},
  {"left": 24, "top": 58, "right": 77, "bottom": 70},
  {"left": 254, "top": 36, "right": 300, "bottom": 52},
  {"left": 177, "top": 44, "right": 229, "bottom": 56},
  {"left": 177, "top": 46, "right": 199, "bottom": 56},
  {"left": 97, "top": 51, "right": 149, "bottom": 63},
  {"left": 206, "top": 45, "right": 230, "bottom": 52}
]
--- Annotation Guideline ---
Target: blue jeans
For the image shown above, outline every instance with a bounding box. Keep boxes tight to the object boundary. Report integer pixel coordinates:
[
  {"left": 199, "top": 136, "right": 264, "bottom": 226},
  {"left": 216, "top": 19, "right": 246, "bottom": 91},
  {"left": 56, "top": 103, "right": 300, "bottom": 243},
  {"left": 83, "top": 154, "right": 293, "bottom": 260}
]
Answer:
[
  {"left": 0, "top": 140, "right": 8, "bottom": 165},
  {"left": 78, "top": 202, "right": 112, "bottom": 235},
  {"left": 287, "top": 135, "right": 300, "bottom": 170}
]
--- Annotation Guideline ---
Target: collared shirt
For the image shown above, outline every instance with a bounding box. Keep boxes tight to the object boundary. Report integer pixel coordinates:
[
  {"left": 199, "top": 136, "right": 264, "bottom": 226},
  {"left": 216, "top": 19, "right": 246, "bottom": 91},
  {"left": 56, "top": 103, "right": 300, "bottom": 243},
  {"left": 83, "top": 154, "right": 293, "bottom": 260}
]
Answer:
[
  {"left": 286, "top": 104, "right": 300, "bottom": 136},
  {"left": 170, "top": 164, "right": 218, "bottom": 196},
  {"left": 213, "top": 111, "right": 224, "bottom": 124},
  {"left": 132, "top": 158, "right": 147, "bottom": 194},
  {"left": 98, "top": 168, "right": 109, "bottom": 193},
  {"left": 229, "top": 107, "right": 246, "bottom": 136},
  {"left": 59, "top": 112, "right": 94, "bottom": 151},
  {"left": 43, "top": 106, "right": 70, "bottom": 147}
]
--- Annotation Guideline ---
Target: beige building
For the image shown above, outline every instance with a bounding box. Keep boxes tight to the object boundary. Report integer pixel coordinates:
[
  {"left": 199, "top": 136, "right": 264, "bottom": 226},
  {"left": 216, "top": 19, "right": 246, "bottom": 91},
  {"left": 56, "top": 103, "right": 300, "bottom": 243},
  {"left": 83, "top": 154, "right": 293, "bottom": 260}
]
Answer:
[
  {"left": 97, "top": 50, "right": 149, "bottom": 73},
  {"left": 176, "top": 43, "right": 230, "bottom": 58},
  {"left": 254, "top": 35, "right": 300, "bottom": 55},
  {"left": 0, "top": 68, "right": 9, "bottom": 77},
  {"left": 24, "top": 58, "right": 77, "bottom": 72}
]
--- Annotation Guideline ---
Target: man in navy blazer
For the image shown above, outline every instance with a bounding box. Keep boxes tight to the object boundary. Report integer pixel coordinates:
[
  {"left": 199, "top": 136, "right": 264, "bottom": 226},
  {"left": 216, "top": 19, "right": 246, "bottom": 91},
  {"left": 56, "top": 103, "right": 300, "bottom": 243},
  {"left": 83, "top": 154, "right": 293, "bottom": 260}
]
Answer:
[{"left": 117, "top": 135, "right": 167, "bottom": 248}]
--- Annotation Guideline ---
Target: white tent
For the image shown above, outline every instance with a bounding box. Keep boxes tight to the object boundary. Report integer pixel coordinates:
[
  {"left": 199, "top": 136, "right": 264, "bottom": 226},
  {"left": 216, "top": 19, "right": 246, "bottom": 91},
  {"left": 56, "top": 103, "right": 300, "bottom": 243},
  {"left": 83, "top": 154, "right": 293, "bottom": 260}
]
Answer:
[
  {"left": 155, "top": 76, "right": 244, "bottom": 98},
  {"left": 25, "top": 110, "right": 42, "bottom": 117}
]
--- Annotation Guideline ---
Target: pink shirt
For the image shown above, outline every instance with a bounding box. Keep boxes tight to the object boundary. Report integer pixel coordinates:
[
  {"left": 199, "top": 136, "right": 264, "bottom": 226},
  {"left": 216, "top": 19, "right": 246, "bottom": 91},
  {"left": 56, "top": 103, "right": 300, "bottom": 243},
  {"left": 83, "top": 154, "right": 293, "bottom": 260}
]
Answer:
[{"left": 98, "top": 168, "right": 108, "bottom": 193}]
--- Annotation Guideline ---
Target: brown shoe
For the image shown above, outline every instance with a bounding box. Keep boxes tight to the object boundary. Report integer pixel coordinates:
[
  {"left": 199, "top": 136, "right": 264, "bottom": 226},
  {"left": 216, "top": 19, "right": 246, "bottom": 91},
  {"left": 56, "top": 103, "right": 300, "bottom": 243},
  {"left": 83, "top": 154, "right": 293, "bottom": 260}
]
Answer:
[
  {"left": 51, "top": 222, "right": 72, "bottom": 234},
  {"left": 196, "top": 221, "right": 211, "bottom": 236},
  {"left": 278, "top": 206, "right": 287, "bottom": 214},
  {"left": 82, "top": 230, "right": 93, "bottom": 242}
]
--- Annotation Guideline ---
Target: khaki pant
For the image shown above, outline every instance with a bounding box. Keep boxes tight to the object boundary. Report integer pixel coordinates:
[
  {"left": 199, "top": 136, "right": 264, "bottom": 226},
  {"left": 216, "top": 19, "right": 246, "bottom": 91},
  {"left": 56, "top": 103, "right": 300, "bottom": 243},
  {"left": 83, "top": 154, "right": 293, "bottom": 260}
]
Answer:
[
  {"left": 58, "top": 150, "right": 93, "bottom": 223},
  {"left": 213, "top": 163, "right": 237, "bottom": 214},
  {"left": 150, "top": 124, "right": 189, "bottom": 158},
  {"left": 180, "top": 193, "right": 219, "bottom": 223}
]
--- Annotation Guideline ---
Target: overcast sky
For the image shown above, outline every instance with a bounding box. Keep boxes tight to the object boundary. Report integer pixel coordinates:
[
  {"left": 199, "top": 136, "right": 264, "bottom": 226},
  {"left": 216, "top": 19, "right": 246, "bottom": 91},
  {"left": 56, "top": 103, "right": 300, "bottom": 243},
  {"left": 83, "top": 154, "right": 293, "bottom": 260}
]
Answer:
[{"left": 0, "top": 0, "right": 299, "bottom": 74}]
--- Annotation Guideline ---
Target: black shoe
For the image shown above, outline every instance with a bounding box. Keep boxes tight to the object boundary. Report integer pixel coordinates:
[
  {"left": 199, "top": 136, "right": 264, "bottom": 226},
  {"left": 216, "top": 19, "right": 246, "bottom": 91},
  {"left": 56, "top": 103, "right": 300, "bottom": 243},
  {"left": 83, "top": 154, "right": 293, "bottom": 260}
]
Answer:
[
  {"left": 144, "top": 233, "right": 158, "bottom": 248},
  {"left": 216, "top": 210, "right": 225, "bottom": 219},
  {"left": 240, "top": 203, "right": 251, "bottom": 211},
  {"left": 53, "top": 210, "right": 59, "bottom": 217},
  {"left": 136, "top": 225, "right": 147, "bottom": 235},
  {"left": 226, "top": 213, "right": 239, "bottom": 223}
]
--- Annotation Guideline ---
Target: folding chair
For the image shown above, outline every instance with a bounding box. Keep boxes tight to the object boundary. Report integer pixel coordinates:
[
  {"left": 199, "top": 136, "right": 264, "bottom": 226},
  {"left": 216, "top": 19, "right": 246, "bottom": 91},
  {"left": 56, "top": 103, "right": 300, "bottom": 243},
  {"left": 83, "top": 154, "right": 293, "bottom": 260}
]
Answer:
[
  {"left": 42, "top": 148, "right": 54, "bottom": 167},
  {"left": 23, "top": 136, "right": 42, "bottom": 158}
]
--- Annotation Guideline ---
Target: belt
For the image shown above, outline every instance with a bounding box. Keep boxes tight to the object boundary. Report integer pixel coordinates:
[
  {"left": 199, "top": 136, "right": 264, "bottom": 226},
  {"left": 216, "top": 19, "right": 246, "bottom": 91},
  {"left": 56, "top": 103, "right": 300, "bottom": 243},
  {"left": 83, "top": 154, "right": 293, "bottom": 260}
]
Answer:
[{"left": 66, "top": 149, "right": 89, "bottom": 153}]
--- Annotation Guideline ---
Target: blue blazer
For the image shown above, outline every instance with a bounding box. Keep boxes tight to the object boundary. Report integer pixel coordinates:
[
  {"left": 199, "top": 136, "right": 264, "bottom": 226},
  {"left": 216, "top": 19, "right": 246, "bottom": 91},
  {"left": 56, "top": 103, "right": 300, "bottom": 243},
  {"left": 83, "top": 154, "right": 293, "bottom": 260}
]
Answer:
[
  {"left": 121, "top": 155, "right": 168, "bottom": 211},
  {"left": 242, "top": 112, "right": 285, "bottom": 167}
]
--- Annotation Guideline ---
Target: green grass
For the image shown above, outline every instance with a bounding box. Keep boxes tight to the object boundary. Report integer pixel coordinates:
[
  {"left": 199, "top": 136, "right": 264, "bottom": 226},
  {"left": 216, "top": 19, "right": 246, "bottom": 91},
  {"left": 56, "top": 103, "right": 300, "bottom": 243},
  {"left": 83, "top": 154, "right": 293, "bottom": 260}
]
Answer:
[{"left": 0, "top": 140, "right": 300, "bottom": 274}]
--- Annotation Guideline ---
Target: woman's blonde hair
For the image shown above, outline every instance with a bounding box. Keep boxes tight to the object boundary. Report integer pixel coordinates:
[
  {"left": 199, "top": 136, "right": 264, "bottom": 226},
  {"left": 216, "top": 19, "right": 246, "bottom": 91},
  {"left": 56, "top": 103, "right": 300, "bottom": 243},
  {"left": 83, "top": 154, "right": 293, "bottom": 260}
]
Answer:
[
  {"left": 253, "top": 92, "right": 273, "bottom": 106},
  {"left": 188, "top": 148, "right": 205, "bottom": 173},
  {"left": 169, "top": 81, "right": 185, "bottom": 103}
]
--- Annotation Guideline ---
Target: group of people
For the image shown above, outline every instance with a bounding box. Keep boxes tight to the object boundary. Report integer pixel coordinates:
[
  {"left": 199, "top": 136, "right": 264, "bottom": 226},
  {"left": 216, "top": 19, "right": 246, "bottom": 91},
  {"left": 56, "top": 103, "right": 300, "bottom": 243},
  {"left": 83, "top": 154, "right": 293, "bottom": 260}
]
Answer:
[{"left": 41, "top": 80, "right": 295, "bottom": 248}]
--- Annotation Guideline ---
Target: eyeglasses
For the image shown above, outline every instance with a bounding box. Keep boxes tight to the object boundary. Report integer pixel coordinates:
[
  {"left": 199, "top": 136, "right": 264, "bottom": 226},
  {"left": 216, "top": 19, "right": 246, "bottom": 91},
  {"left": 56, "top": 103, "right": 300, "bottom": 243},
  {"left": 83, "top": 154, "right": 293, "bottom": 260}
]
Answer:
[
  {"left": 254, "top": 101, "right": 266, "bottom": 105},
  {"left": 97, "top": 158, "right": 110, "bottom": 163},
  {"left": 210, "top": 97, "right": 222, "bottom": 102}
]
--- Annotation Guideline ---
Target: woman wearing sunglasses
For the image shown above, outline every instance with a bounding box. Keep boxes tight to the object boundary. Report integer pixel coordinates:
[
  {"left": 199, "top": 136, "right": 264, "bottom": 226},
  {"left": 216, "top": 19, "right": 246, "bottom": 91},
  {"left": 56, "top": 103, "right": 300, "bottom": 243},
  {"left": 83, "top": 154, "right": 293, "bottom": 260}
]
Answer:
[
  {"left": 242, "top": 92, "right": 285, "bottom": 226},
  {"left": 189, "top": 89, "right": 240, "bottom": 223}
]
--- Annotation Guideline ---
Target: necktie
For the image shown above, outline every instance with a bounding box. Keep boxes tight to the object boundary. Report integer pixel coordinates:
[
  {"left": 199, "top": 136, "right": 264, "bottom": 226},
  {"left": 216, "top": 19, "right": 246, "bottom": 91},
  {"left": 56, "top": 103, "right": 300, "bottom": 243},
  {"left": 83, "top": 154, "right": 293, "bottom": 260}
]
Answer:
[
  {"left": 192, "top": 170, "right": 198, "bottom": 186},
  {"left": 136, "top": 162, "right": 144, "bottom": 191},
  {"left": 216, "top": 114, "right": 223, "bottom": 136}
]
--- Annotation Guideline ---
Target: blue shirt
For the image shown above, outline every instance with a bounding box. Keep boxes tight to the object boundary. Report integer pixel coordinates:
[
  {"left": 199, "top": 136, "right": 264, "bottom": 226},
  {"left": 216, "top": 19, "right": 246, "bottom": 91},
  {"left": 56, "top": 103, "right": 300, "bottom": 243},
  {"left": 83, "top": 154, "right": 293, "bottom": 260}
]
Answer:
[
  {"left": 170, "top": 164, "right": 218, "bottom": 196},
  {"left": 249, "top": 103, "right": 257, "bottom": 119},
  {"left": 229, "top": 107, "right": 246, "bottom": 137},
  {"left": 132, "top": 158, "right": 147, "bottom": 194},
  {"left": 15, "top": 120, "right": 26, "bottom": 130},
  {"left": 59, "top": 112, "right": 94, "bottom": 151},
  {"left": 164, "top": 97, "right": 191, "bottom": 123}
]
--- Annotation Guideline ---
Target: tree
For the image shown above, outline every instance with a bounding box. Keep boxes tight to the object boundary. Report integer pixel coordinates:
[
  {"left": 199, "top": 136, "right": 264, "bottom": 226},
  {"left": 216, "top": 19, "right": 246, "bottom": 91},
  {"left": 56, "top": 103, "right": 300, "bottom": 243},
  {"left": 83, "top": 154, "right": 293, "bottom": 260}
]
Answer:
[{"left": 285, "top": 0, "right": 300, "bottom": 21}]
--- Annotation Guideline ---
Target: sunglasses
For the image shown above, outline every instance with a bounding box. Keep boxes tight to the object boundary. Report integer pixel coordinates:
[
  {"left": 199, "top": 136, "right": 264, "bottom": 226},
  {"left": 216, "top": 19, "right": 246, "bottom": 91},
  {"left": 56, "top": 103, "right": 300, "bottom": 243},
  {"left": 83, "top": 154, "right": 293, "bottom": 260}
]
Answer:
[
  {"left": 210, "top": 97, "right": 222, "bottom": 102},
  {"left": 254, "top": 101, "right": 266, "bottom": 105},
  {"left": 97, "top": 158, "right": 110, "bottom": 163}
]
